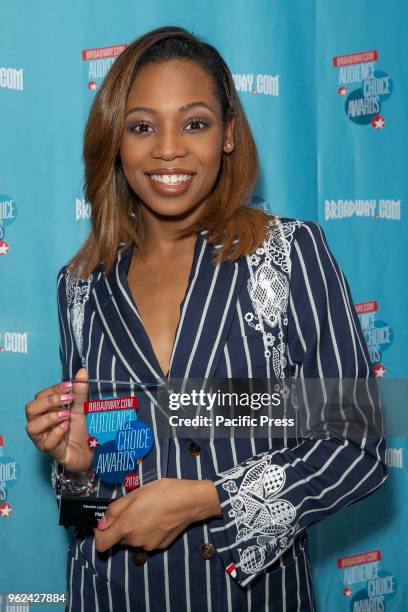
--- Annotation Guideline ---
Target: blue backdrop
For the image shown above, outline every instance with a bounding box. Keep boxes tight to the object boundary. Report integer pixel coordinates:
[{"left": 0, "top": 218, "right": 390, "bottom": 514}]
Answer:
[{"left": 1, "top": 1, "right": 406, "bottom": 610}]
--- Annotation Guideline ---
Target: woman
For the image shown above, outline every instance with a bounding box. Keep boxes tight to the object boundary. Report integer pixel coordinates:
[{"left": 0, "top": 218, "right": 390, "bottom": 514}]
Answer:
[{"left": 25, "top": 26, "right": 387, "bottom": 612}]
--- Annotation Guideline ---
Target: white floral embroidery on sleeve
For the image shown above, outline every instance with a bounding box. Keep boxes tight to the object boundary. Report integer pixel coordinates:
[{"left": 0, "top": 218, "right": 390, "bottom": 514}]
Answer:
[
  {"left": 221, "top": 455, "right": 296, "bottom": 575},
  {"left": 66, "top": 272, "right": 93, "bottom": 367},
  {"left": 245, "top": 219, "right": 302, "bottom": 377}
]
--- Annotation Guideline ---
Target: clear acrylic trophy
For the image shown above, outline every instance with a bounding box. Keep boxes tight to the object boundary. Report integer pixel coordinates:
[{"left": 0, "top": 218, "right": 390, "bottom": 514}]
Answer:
[{"left": 58, "top": 378, "right": 168, "bottom": 528}]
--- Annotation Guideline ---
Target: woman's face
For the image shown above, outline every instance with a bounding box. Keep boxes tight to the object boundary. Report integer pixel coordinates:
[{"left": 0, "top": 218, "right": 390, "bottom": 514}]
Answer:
[{"left": 120, "top": 59, "right": 234, "bottom": 219}]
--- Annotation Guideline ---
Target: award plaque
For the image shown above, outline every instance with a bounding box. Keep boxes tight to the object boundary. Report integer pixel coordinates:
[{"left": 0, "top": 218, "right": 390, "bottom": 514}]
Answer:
[{"left": 58, "top": 379, "right": 167, "bottom": 528}]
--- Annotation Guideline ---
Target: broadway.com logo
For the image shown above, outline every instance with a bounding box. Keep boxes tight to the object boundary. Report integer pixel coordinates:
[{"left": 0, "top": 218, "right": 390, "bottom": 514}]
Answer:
[
  {"left": 325, "top": 198, "right": 401, "bottom": 221},
  {"left": 232, "top": 73, "right": 279, "bottom": 97},
  {"left": 356, "top": 300, "right": 392, "bottom": 376},
  {"left": 338, "top": 549, "right": 397, "bottom": 608},
  {"left": 82, "top": 44, "right": 127, "bottom": 92},
  {"left": 333, "top": 49, "right": 393, "bottom": 128},
  {"left": 0, "top": 331, "right": 28, "bottom": 354},
  {"left": 75, "top": 197, "right": 91, "bottom": 220},
  {"left": 0, "top": 193, "right": 18, "bottom": 255},
  {"left": 0, "top": 67, "right": 24, "bottom": 91}
]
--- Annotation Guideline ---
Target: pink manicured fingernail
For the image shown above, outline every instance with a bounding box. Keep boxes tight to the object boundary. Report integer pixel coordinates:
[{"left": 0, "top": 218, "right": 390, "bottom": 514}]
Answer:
[
  {"left": 60, "top": 394, "right": 73, "bottom": 402},
  {"left": 59, "top": 419, "right": 69, "bottom": 430},
  {"left": 97, "top": 515, "right": 108, "bottom": 530},
  {"left": 61, "top": 381, "right": 72, "bottom": 390},
  {"left": 58, "top": 409, "right": 70, "bottom": 417}
]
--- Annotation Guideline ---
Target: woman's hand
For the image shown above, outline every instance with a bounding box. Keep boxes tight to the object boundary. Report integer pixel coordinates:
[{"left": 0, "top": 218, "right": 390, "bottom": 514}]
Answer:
[
  {"left": 94, "top": 478, "right": 222, "bottom": 553},
  {"left": 25, "top": 368, "right": 94, "bottom": 472}
]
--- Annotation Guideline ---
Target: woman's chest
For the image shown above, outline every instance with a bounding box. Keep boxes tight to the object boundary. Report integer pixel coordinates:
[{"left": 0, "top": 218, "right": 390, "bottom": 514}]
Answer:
[
  {"left": 81, "top": 286, "right": 289, "bottom": 381},
  {"left": 68, "top": 220, "right": 297, "bottom": 381}
]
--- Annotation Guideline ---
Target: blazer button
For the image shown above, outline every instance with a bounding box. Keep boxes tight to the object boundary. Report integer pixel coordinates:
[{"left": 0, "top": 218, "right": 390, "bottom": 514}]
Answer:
[
  {"left": 132, "top": 548, "right": 148, "bottom": 566},
  {"left": 187, "top": 440, "right": 201, "bottom": 456},
  {"left": 200, "top": 543, "right": 215, "bottom": 560}
]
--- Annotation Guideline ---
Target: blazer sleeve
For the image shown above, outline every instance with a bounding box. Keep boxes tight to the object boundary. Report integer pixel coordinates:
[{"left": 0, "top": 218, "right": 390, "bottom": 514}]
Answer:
[
  {"left": 207, "top": 220, "right": 388, "bottom": 588},
  {"left": 50, "top": 267, "right": 83, "bottom": 500},
  {"left": 56, "top": 266, "right": 83, "bottom": 381}
]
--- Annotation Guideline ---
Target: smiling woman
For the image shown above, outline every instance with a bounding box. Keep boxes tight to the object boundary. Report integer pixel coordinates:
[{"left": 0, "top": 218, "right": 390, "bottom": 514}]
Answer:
[
  {"left": 24, "top": 24, "right": 387, "bottom": 612},
  {"left": 70, "top": 27, "right": 271, "bottom": 279}
]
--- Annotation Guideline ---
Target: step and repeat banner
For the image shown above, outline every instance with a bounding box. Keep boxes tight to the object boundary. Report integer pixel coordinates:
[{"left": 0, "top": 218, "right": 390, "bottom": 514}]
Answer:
[{"left": 1, "top": 1, "right": 406, "bottom": 610}]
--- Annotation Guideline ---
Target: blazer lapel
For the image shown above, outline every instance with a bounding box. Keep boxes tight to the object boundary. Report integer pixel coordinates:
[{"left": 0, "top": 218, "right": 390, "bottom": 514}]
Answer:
[
  {"left": 168, "top": 233, "right": 246, "bottom": 383},
  {"left": 90, "top": 244, "right": 166, "bottom": 384},
  {"left": 90, "top": 233, "right": 246, "bottom": 387}
]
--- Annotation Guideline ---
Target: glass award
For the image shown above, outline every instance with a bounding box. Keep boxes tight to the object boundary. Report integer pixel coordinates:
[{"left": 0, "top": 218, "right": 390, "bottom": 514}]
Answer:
[{"left": 58, "top": 379, "right": 168, "bottom": 528}]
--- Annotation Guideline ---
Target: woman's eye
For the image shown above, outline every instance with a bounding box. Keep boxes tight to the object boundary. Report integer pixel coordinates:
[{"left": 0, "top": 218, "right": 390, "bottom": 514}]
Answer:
[
  {"left": 185, "top": 118, "right": 208, "bottom": 131},
  {"left": 131, "top": 122, "right": 153, "bottom": 135},
  {"left": 128, "top": 118, "right": 208, "bottom": 136}
]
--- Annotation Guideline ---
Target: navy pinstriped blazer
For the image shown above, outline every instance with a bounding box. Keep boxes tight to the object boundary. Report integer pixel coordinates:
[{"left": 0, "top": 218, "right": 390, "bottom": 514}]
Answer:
[{"left": 53, "top": 217, "right": 387, "bottom": 612}]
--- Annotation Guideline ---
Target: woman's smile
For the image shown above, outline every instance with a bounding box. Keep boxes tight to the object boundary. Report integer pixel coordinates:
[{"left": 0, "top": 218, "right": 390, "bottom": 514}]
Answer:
[{"left": 144, "top": 168, "right": 197, "bottom": 197}]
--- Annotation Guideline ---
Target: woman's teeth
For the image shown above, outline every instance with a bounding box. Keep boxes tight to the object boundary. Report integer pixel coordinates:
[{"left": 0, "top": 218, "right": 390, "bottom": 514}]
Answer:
[{"left": 149, "top": 174, "right": 193, "bottom": 185}]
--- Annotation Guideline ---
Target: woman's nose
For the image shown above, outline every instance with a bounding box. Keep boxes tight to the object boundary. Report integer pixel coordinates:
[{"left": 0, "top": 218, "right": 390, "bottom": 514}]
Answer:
[{"left": 151, "top": 128, "right": 187, "bottom": 159}]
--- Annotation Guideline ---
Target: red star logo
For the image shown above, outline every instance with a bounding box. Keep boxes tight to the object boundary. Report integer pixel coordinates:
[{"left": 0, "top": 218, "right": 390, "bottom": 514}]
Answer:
[
  {"left": 0, "top": 502, "right": 13, "bottom": 517},
  {"left": 0, "top": 240, "right": 10, "bottom": 256},
  {"left": 371, "top": 115, "right": 385, "bottom": 129},
  {"left": 338, "top": 86, "right": 347, "bottom": 96},
  {"left": 373, "top": 364, "right": 387, "bottom": 378},
  {"left": 87, "top": 436, "right": 99, "bottom": 449},
  {"left": 88, "top": 81, "right": 98, "bottom": 91},
  {"left": 343, "top": 587, "right": 352, "bottom": 597}
]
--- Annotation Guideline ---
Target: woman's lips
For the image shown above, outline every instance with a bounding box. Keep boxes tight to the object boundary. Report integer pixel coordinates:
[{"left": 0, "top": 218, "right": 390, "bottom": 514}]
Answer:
[{"left": 145, "top": 173, "right": 196, "bottom": 196}]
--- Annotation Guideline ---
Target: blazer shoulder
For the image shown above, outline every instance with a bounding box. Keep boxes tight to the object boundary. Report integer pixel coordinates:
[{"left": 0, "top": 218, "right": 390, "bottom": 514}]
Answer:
[
  {"left": 254, "top": 217, "right": 331, "bottom": 282},
  {"left": 264, "top": 217, "right": 329, "bottom": 255},
  {"left": 56, "top": 259, "right": 104, "bottom": 284},
  {"left": 56, "top": 262, "right": 101, "bottom": 307},
  {"left": 262, "top": 216, "right": 305, "bottom": 254}
]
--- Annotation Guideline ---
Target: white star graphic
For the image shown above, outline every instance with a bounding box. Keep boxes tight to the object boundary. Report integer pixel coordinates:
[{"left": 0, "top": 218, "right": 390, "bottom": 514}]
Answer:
[
  {"left": 374, "top": 117, "right": 385, "bottom": 129},
  {"left": 374, "top": 365, "right": 386, "bottom": 378},
  {"left": 0, "top": 504, "right": 12, "bottom": 517},
  {"left": 0, "top": 242, "right": 9, "bottom": 255},
  {"left": 88, "top": 437, "right": 99, "bottom": 448}
]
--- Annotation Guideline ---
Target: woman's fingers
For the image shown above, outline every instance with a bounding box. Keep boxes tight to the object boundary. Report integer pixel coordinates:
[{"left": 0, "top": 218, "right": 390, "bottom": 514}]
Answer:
[
  {"left": 34, "top": 381, "right": 72, "bottom": 401},
  {"left": 41, "top": 422, "right": 70, "bottom": 454},
  {"left": 27, "top": 419, "right": 69, "bottom": 456},
  {"left": 25, "top": 370, "right": 89, "bottom": 463},
  {"left": 26, "top": 408, "right": 71, "bottom": 436},
  {"left": 25, "top": 393, "right": 73, "bottom": 421},
  {"left": 94, "top": 518, "right": 130, "bottom": 552},
  {"left": 25, "top": 390, "right": 73, "bottom": 456},
  {"left": 71, "top": 369, "right": 89, "bottom": 412}
]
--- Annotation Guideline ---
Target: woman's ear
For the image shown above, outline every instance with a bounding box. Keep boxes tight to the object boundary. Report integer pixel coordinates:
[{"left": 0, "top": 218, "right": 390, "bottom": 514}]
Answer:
[{"left": 223, "top": 116, "right": 235, "bottom": 153}]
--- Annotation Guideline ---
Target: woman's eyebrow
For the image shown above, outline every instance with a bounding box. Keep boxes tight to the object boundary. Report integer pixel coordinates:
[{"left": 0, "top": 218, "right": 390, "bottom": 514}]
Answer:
[{"left": 125, "top": 101, "right": 215, "bottom": 118}]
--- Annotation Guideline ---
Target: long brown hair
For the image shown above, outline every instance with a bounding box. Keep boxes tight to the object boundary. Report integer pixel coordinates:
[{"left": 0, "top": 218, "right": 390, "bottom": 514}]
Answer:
[{"left": 69, "top": 25, "right": 274, "bottom": 277}]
